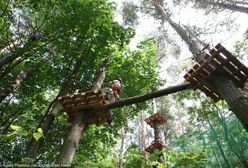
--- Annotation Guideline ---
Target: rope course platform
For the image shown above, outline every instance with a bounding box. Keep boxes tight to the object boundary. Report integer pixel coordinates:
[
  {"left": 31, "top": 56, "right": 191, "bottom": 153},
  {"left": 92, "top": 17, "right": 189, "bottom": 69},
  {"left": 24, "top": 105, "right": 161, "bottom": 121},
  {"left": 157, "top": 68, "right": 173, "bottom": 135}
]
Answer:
[
  {"left": 58, "top": 90, "right": 112, "bottom": 124},
  {"left": 184, "top": 43, "right": 248, "bottom": 102},
  {"left": 240, "top": 82, "right": 248, "bottom": 98},
  {"left": 145, "top": 113, "right": 166, "bottom": 128},
  {"left": 145, "top": 139, "right": 165, "bottom": 154}
]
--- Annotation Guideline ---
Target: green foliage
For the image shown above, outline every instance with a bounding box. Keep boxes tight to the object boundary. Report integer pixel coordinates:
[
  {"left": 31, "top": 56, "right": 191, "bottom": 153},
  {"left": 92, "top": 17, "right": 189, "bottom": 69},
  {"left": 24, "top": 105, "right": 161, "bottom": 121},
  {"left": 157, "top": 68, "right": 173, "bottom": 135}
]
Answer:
[
  {"left": 32, "top": 128, "right": 44, "bottom": 141},
  {"left": 2, "top": 0, "right": 247, "bottom": 167},
  {"left": 122, "top": 2, "right": 139, "bottom": 26},
  {"left": 0, "top": 0, "right": 162, "bottom": 165},
  {"left": 123, "top": 143, "right": 145, "bottom": 168},
  {"left": 147, "top": 148, "right": 207, "bottom": 168}
]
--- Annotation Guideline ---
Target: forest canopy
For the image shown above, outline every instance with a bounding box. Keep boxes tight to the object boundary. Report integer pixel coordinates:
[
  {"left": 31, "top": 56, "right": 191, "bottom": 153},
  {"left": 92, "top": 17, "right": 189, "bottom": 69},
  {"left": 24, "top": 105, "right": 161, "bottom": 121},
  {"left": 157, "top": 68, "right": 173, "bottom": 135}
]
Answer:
[{"left": 0, "top": 0, "right": 248, "bottom": 167}]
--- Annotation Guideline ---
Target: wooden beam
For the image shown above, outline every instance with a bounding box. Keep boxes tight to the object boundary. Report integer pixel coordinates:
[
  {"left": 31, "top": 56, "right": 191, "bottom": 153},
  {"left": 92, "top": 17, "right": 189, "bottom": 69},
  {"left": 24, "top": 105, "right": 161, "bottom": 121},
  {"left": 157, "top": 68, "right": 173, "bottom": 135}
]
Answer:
[{"left": 105, "top": 82, "right": 193, "bottom": 109}]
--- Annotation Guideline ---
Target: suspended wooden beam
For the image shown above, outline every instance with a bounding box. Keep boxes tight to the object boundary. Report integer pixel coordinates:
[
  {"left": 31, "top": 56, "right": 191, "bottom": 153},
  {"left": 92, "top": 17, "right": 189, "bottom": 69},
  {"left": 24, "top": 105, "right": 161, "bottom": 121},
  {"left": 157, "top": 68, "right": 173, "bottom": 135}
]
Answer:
[{"left": 105, "top": 82, "right": 193, "bottom": 110}]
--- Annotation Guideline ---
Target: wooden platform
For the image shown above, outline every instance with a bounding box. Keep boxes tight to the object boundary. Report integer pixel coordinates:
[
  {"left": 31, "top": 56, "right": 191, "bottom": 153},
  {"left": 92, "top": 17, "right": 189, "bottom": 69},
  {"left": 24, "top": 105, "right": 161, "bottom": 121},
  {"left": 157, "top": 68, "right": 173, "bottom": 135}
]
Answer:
[
  {"left": 145, "top": 113, "right": 166, "bottom": 128},
  {"left": 145, "top": 139, "right": 165, "bottom": 153},
  {"left": 240, "top": 82, "right": 248, "bottom": 98},
  {"left": 184, "top": 43, "right": 248, "bottom": 102},
  {"left": 58, "top": 90, "right": 111, "bottom": 124}
]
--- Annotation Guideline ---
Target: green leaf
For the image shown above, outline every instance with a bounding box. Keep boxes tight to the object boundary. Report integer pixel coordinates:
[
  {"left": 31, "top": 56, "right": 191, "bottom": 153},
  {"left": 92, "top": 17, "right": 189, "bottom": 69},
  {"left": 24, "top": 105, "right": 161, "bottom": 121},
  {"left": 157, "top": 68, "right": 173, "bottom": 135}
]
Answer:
[
  {"left": 20, "top": 130, "right": 29, "bottom": 136},
  {"left": 7, "top": 132, "right": 15, "bottom": 137},
  {"left": 33, "top": 132, "right": 42, "bottom": 141},
  {"left": 149, "top": 155, "right": 158, "bottom": 162},
  {"left": 10, "top": 124, "right": 21, "bottom": 130},
  {"left": 38, "top": 128, "right": 43, "bottom": 134}
]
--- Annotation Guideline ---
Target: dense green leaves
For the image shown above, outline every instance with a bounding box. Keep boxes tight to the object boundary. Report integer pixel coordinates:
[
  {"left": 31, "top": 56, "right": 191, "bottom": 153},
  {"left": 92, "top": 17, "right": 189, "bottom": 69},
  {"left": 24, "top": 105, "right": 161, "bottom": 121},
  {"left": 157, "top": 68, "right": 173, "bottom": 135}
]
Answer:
[{"left": 0, "top": 0, "right": 161, "bottom": 165}]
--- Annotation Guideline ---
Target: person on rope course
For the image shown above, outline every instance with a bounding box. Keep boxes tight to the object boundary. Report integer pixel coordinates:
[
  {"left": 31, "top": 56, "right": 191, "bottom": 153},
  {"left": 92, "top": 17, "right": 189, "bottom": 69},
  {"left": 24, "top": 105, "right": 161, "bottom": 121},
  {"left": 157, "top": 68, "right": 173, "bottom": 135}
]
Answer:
[{"left": 108, "top": 77, "right": 122, "bottom": 102}]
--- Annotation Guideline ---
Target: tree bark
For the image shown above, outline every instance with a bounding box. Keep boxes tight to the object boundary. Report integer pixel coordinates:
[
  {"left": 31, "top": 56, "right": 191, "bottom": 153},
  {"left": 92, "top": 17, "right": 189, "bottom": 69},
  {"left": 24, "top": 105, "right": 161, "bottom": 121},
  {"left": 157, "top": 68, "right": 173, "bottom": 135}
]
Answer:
[
  {"left": 153, "top": 122, "right": 161, "bottom": 140},
  {"left": 105, "top": 82, "right": 193, "bottom": 109},
  {"left": 0, "top": 67, "right": 36, "bottom": 102},
  {"left": 56, "top": 111, "right": 87, "bottom": 164},
  {"left": 56, "top": 56, "right": 110, "bottom": 164},
  {"left": 211, "top": 75, "right": 248, "bottom": 132},
  {"left": 0, "top": 54, "right": 19, "bottom": 69},
  {"left": 118, "top": 128, "right": 125, "bottom": 168},
  {"left": 210, "top": 1, "right": 248, "bottom": 14},
  {"left": 139, "top": 111, "right": 147, "bottom": 164}
]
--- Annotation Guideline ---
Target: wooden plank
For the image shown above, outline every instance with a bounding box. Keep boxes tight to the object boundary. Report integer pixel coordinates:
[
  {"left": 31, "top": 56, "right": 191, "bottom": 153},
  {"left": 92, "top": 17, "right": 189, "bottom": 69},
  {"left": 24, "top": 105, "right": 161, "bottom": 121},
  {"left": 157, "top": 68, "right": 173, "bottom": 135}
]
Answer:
[
  {"left": 197, "top": 75, "right": 220, "bottom": 96},
  {"left": 188, "top": 69, "right": 194, "bottom": 75},
  {"left": 230, "top": 58, "right": 248, "bottom": 75},
  {"left": 193, "top": 63, "right": 200, "bottom": 70},
  {"left": 74, "top": 93, "right": 86, "bottom": 99},
  {"left": 214, "top": 53, "right": 227, "bottom": 64},
  {"left": 203, "top": 64, "right": 216, "bottom": 74},
  {"left": 86, "top": 90, "right": 101, "bottom": 97},
  {"left": 88, "top": 102, "right": 102, "bottom": 109},
  {"left": 220, "top": 47, "right": 248, "bottom": 75},
  {"left": 219, "top": 52, "right": 228, "bottom": 60},
  {"left": 218, "top": 45, "right": 232, "bottom": 58},
  {"left": 217, "top": 66, "right": 244, "bottom": 88},
  {"left": 209, "top": 57, "right": 221, "bottom": 67},
  {"left": 65, "top": 104, "right": 74, "bottom": 110},
  {"left": 224, "top": 62, "right": 246, "bottom": 83},
  {"left": 209, "top": 48, "right": 216, "bottom": 55},
  {"left": 198, "top": 85, "right": 220, "bottom": 101},
  {"left": 215, "top": 43, "right": 222, "bottom": 49},
  {"left": 63, "top": 99, "right": 73, "bottom": 105},
  {"left": 199, "top": 59, "right": 204, "bottom": 65},
  {"left": 58, "top": 95, "right": 71, "bottom": 102},
  {"left": 184, "top": 73, "right": 190, "bottom": 79},
  {"left": 186, "top": 47, "right": 223, "bottom": 81},
  {"left": 198, "top": 69, "right": 209, "bottom": 78},
  {"left": 75, "top": 98, "right": 87, "bottom": 104}
]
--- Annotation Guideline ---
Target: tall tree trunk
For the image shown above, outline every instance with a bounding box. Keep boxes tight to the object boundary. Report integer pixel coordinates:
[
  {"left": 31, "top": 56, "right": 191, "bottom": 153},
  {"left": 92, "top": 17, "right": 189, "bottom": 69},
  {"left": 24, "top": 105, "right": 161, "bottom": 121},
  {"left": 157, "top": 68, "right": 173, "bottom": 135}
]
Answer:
[
  {"left": 118, "top": 128, "right": 125, "bottom": 168},
  {"left": 152, "top": 99, "right": 161, "bottom": 140},
  {"left": 153, "top": 122, "right": 161, "bottom": 140},
  {"left": 152, "top": 0, "right": 248, "bottom": 133},
  {"left": 56, "top": 111, "right": 88, "bottom": 164},
  {"left": 152, "top": 0, "right": 206, "bottom": 61},
  {"left": 211, "top": 144, "right": 223, "bottom": 168},
  {"left": 0, "top": 57, "right": 25, "bottom": 79},
  {"left": 201, "top": 120, "right": 222, "bottom": 168},
  {"left": 211, "top": 76, "right": 248, "bottom": 132},
  {"left": 139, "top": 111, "right": 147, "bottom": 164},
  {"left": 0, "top": 54, "right": 20, "bottom": 69},
  {"left": 206, "top": 1, "right": 248, "bottom": 14},
  {"left": 207, "top": 119, "right": 231, "bottom": 168},
  {"left": 25, "top": 93, "right": 63, "bottom": 160},
  {"left": 56, "top": 57, "right": 109, "bottom": 164},
  {"left": 0, "top": 54, "right": 52, "bottom": 103},
  {"left": 216, "top": 111, "right": 248, "bottom": 167},
  {"left": 25, "top": 51, "right": 87, "bottom": 160},
  {"left": 0, "top": 67, "right": 36, "bottom": 102}
]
